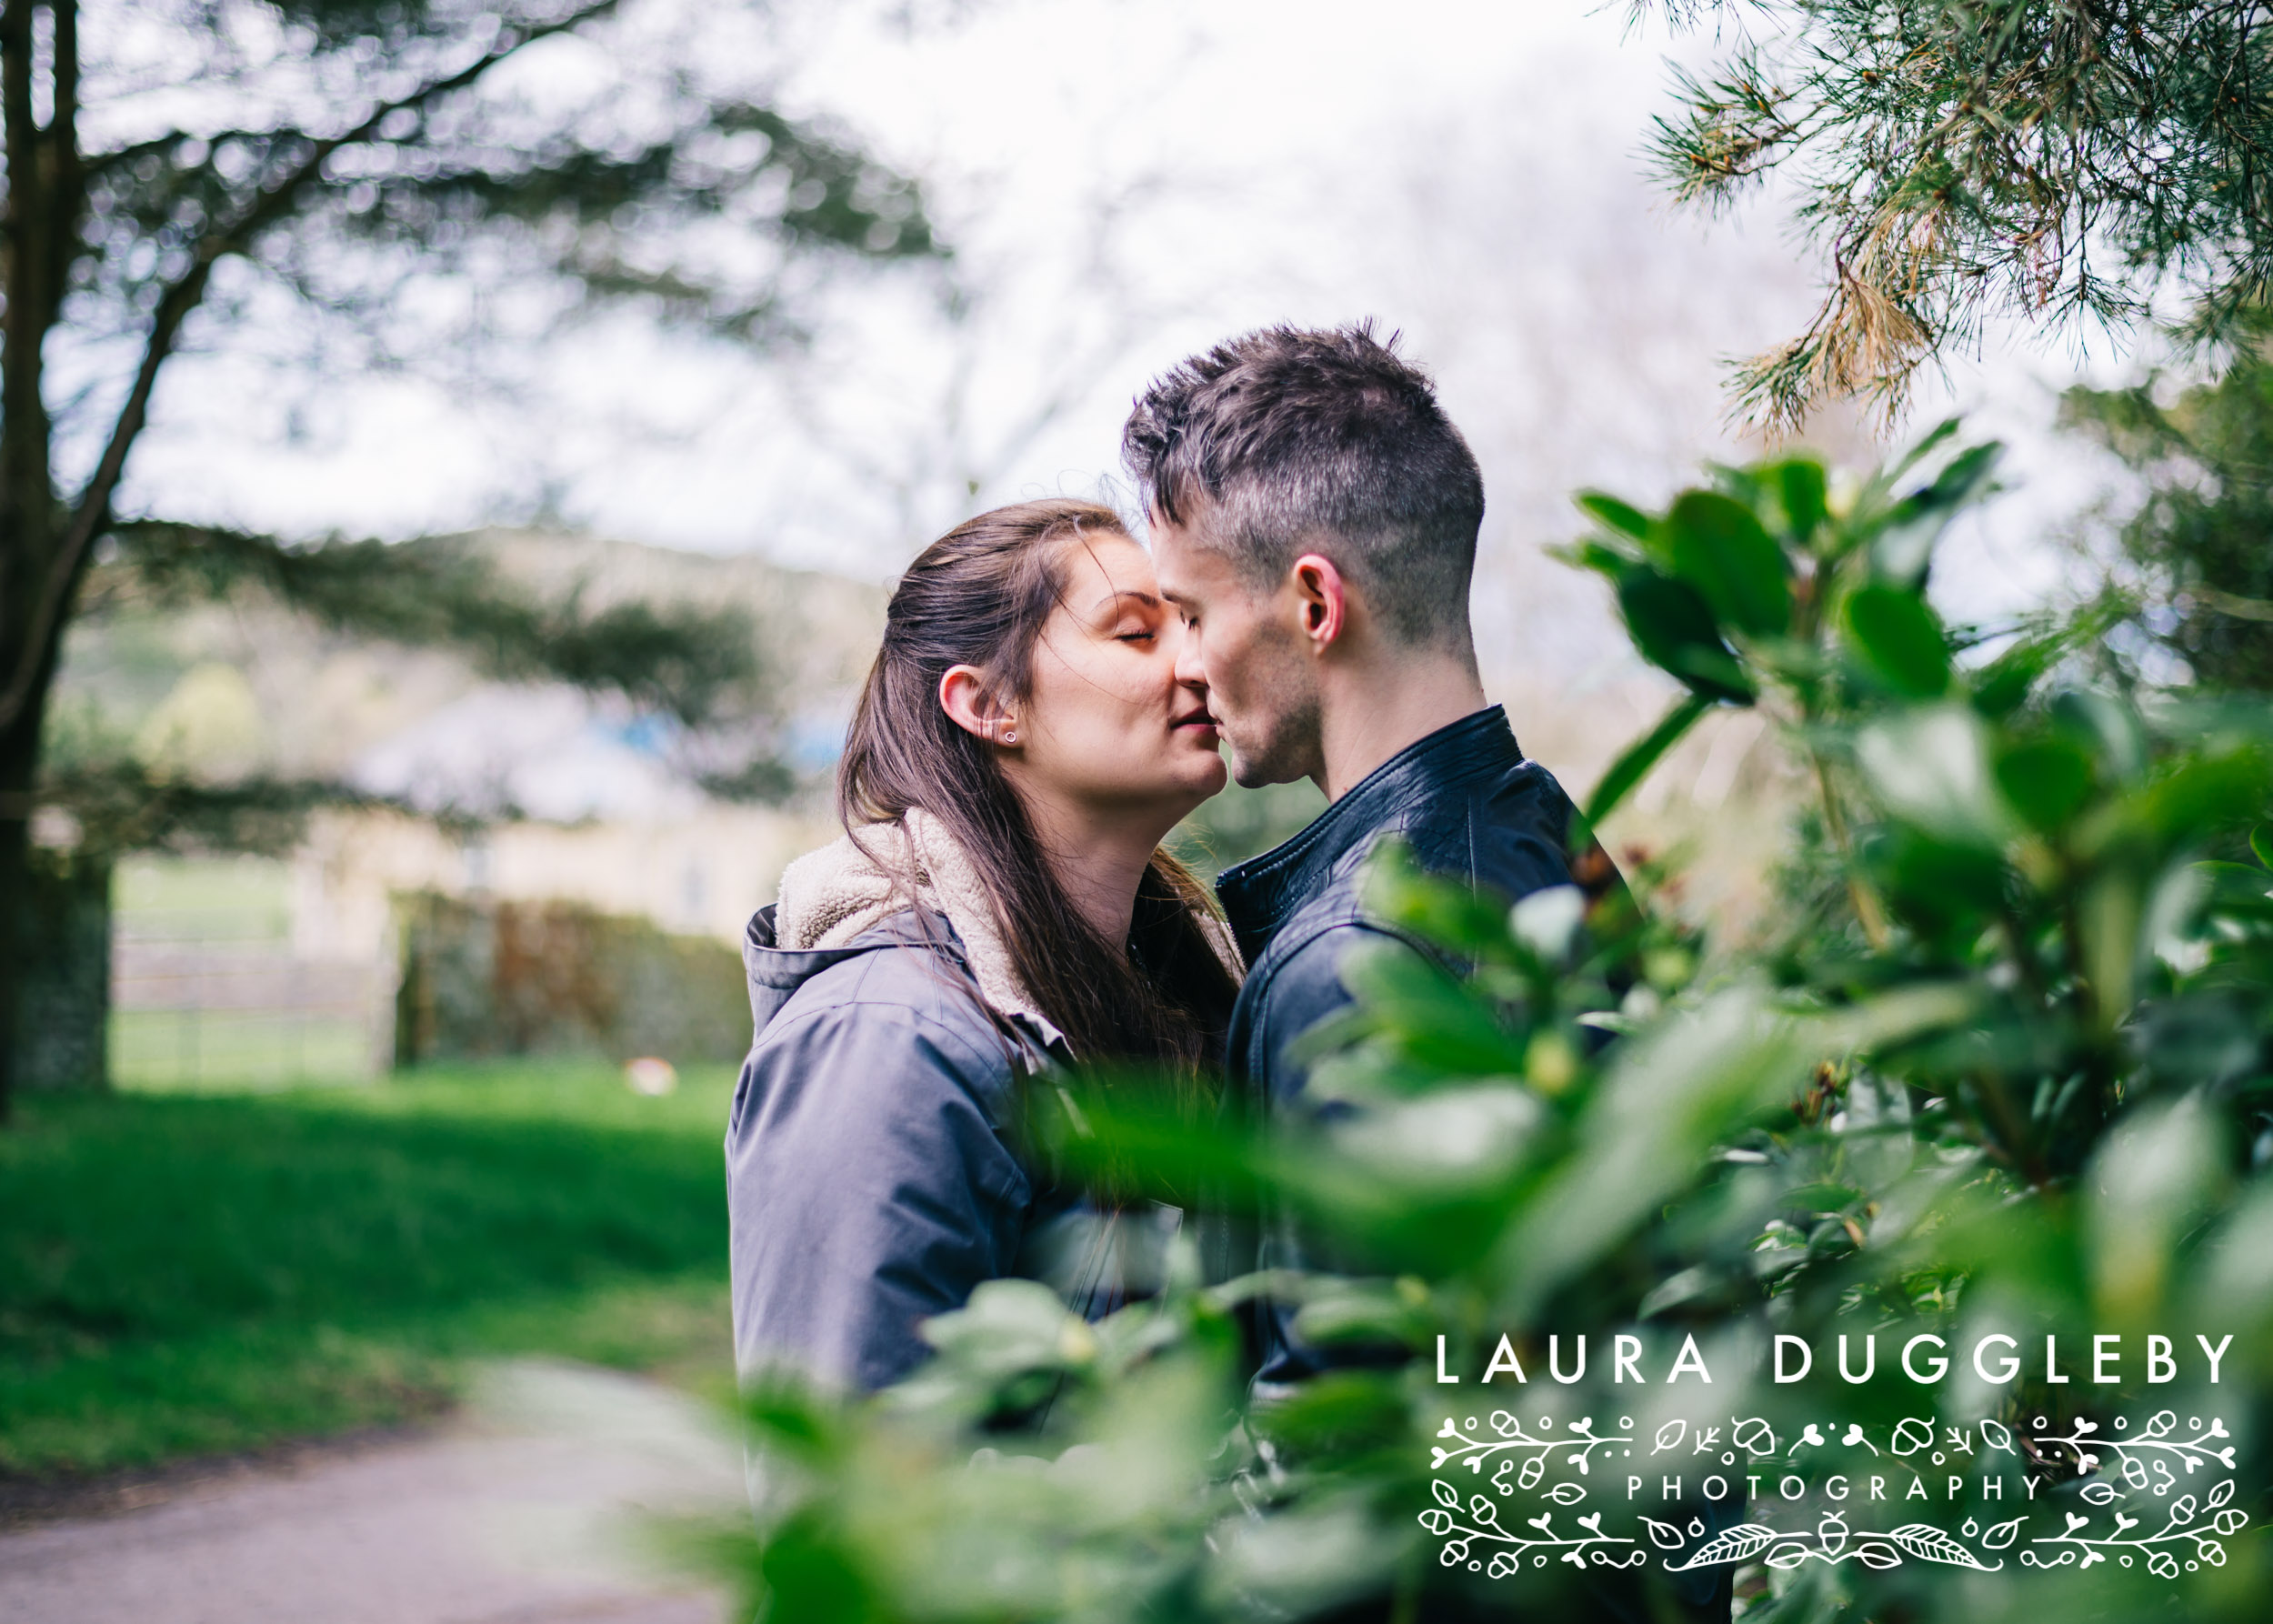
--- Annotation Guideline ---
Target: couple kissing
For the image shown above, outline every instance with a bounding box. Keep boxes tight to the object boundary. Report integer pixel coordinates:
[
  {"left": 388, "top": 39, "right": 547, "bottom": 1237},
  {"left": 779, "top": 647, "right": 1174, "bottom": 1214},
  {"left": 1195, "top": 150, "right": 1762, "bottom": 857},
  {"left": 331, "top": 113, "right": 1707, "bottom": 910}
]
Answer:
[{"left": 726, "top": 322, "right": 1619, "bottom": 1406}]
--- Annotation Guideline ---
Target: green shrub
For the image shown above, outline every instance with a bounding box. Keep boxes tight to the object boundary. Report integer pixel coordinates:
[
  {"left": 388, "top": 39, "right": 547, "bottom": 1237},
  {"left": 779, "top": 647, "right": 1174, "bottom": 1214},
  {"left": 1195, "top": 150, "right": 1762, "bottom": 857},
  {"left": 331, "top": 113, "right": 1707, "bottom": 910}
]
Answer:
[
  {"left": 712, "top": 427, "right": 2273, "bottom": 1624},
  {"left": 394, "top": 892, "right": 749, "bottom": 1067}
]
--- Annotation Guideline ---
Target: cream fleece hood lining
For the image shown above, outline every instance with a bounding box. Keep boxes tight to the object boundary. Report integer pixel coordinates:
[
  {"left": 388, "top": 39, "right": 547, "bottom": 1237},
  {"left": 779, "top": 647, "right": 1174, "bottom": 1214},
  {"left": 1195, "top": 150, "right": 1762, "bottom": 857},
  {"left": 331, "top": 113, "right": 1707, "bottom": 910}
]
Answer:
[
  {"left": 773, "top": 807, "right": 1056, "bottom": 1038},
  {"left": 772, "top": 808, "right": 1241, "bottom": 1050}
]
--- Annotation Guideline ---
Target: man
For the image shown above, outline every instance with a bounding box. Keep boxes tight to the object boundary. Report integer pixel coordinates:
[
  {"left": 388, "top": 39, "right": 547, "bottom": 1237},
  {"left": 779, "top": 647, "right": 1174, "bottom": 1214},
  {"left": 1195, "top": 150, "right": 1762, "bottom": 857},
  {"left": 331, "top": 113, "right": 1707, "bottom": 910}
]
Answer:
[
  {"left": 1121, "top": 324, "right": 1727, "bottom": 1623},
  {"left": 1121, "top": 321, "right": 1600, "bottom": 1353}
]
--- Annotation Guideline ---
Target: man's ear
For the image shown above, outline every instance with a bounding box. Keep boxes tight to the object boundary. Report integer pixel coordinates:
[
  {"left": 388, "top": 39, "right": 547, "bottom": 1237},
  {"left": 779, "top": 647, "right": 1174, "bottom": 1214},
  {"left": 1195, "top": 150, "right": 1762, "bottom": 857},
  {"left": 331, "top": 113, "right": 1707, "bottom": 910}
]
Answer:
[
  {"left": 939, "top": 665, "right": 1022, "bottom": 747},
  {"left": 1289, "top": 553, "right": 1349, "bottom": 652}
]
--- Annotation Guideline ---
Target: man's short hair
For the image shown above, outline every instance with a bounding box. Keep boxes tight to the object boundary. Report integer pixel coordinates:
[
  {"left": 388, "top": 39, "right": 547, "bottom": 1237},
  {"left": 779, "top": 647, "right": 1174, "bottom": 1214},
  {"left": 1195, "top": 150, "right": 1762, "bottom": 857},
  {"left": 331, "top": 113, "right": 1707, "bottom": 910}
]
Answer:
[{"left": 1121, "top": 322, "right": 1485, "bottom": 647}]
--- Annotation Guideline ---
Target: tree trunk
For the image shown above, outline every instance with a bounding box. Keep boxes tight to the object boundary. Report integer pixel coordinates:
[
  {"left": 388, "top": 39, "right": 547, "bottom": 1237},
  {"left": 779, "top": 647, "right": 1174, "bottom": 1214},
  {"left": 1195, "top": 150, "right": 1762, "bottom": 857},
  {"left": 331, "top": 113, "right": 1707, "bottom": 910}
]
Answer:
[
  {"left": 0, "top": 0, "right": 61, "bottom": 1124},
  {"left": 14, "top": 834, "right": 107, "bottom": 1092},
  {"left": 0, "top": 697, "right": 35, "bottom": 1120}
]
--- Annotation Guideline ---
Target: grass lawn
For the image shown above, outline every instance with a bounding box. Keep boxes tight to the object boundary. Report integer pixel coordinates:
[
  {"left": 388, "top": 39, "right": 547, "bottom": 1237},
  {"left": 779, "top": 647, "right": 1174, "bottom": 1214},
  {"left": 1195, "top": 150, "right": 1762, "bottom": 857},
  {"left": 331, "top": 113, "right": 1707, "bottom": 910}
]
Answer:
[{"left": 0, "top": 1059, "right": 738, "bottom": 1478}]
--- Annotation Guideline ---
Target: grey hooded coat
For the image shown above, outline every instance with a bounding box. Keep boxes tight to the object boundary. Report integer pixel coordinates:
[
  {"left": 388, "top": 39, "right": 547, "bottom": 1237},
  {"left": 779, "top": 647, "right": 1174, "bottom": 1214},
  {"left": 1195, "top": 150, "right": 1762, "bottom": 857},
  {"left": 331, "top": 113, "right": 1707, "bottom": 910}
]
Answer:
[{"left": 726, "top": 814, "right": 1201, "bottom": 1393}]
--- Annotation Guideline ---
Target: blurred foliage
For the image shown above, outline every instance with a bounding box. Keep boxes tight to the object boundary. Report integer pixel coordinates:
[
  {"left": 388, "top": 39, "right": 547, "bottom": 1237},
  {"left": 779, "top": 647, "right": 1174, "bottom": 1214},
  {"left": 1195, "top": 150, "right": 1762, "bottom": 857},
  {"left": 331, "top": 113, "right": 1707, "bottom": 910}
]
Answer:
[
  {"left": 2062, "top": 358, "right": 2273, "bottom": 691},
  {"left": 1637, "top": 2, "right": 2273, "bottom": 429},
  {"left": 704, "top": 426, "right": 2273, "bottom": 1623}
]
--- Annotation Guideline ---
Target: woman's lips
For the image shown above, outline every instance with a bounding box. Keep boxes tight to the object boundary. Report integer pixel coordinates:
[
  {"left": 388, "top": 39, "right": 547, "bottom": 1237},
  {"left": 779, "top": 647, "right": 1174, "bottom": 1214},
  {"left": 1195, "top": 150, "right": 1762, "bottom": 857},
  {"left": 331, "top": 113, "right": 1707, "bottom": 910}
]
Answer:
[{"left": 1173, "top": 711, "right": 1219, "bottom": 735}]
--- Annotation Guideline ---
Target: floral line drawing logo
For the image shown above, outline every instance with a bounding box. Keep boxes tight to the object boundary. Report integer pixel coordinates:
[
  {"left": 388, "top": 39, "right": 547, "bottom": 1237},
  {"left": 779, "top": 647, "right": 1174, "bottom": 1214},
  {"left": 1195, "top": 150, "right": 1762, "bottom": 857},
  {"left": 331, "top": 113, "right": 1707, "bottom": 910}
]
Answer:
[
  {"left": 1420, "top": 1479, "right": 1645, "bottom": 1574},
  {"left": 1420, "top": 1411, "right": 2251, "bottom": 1584},
  {"left": 1646, "top": 1512, "right": 2011, "bottom": 1571},
  {"left": 2028, "top": 1410, "right": 2236, "bottom": 1499},
  {"left": 2019, "top": 1480, "right": 2248, "bottom": 1577},
  {"left": 1431, "top": 1412, "right": 1635, "bottom": 1496}
]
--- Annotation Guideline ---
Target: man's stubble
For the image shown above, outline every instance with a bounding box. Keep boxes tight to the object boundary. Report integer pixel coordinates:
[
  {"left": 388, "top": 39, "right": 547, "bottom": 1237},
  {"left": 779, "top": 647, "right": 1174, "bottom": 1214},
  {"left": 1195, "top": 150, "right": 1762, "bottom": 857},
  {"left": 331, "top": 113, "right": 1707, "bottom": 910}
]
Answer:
[{"left": 1223, "top": 643, "right": 1325, "bottom": 791}]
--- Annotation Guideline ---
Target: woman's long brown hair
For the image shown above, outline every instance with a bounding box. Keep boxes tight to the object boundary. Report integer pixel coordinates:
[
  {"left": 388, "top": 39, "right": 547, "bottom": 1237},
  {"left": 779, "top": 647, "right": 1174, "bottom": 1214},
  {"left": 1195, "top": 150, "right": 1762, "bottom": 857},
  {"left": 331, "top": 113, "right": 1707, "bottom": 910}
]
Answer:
[{"left": 837, "top": 497, "right": 1237, "bottom": 1070}]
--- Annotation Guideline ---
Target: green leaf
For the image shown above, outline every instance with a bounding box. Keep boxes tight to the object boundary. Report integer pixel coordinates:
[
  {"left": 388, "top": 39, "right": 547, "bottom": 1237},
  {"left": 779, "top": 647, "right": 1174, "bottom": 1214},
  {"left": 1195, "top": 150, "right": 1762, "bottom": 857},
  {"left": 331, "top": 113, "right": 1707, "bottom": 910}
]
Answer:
[
  {"left": 1551, "top": 538, "right": 1638, "bottom": 576},
  {"left": 1357, "top": 840, "right": 1525, "bottom": 962},
  {"left": 1854, "top": 705, "right": 2013, "bottom": 847},
  {"left": 1767, "top": 458, "right": 1828, "bottom": 546},
  {"left": 1577, "top": 491, "right": 1653, "bottom": 543},
  {"left": 1494, "top": 987, "right": 1816, "bottom": 1316},
  {"left": 2252, "top": 823, "right": 2273, "bottom": 868},
  {"left": 2052, "top": 690, "right": 2151, "bottom": 783},
  {"left": 1874, "top": 441, "right": 2003, "bottom": 583},
  {"left": 1584, "top": 693, "right": 1712, "bottom": 826},
  {"left": 1666, "top": 490, "right": 1792, "bottom": 636},
  {"left": 1869, "top": 828, "right": 2007, "bottom": 943},
  {"left": 1968, "top": 618, "right": 2090, "bottom": 718},
  {"left": 1994, "top": 736, "right": 2096, "bottom": 834},
  {"left": 1779, "top": 1182, "right": 1863, "bottom": 1214},
  {"left": 2131, "top": 748, "right": 2273, "bottom": 848},
  {"left": 1844, "top": 583, "right": 1952, "bottom": 697},
  {"left": 1332, "top": 937, "right": 1529, "bottom": 1076},
  {"left": 1874, "top": 416, "right": 1963, "bottom": 493},
  {"left": 757, "top": 1534, "right": 884, "bottom": 1624},
  {"left": 1616, "top": 568, "right": 1756, "bottom": 703}
]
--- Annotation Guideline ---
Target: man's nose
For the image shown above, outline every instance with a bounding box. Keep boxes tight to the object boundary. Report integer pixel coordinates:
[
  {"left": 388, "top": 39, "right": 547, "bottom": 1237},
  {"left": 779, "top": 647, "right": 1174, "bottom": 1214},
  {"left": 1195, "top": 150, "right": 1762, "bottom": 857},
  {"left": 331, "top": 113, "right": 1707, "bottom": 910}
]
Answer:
[{"left": 1171, "top": 621, "right": 1207, "bottom": 690}]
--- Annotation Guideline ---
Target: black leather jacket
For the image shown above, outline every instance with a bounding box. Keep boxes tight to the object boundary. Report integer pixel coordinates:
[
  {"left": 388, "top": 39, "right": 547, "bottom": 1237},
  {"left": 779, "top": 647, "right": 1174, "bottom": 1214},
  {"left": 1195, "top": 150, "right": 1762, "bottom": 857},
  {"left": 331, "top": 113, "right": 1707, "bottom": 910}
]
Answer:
[
  {"left": 1214, "top": 705, "right": 1597, "bottom": 1385},
  {"left": 1213, "top": 708, "right": 1733, "bottom": 1623}
]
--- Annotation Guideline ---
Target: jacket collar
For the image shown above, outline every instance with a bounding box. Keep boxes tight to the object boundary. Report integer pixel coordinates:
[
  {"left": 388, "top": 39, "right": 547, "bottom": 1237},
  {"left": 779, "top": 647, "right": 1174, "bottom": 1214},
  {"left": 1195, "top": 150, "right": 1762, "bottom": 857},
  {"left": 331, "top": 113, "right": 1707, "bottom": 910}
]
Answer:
[
  {"left": 744, "top": 901, "right": 1069, "bottom": 1057},
  {"left": 1215, "top": 704, "right": 1523, "bottom": 966}
]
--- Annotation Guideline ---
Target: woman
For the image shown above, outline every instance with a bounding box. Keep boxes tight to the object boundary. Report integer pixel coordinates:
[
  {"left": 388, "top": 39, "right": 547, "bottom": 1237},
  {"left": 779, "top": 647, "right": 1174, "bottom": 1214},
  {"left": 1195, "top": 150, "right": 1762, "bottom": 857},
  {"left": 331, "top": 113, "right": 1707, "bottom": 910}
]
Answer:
[{"left": 726, "top": 497, "right": 1240, "bottom": 1393}]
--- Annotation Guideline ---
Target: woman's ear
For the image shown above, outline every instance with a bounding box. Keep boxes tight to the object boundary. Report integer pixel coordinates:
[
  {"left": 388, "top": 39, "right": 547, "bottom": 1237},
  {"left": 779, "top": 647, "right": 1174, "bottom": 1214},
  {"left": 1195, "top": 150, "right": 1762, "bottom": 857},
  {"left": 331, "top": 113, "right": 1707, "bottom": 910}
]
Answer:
[{"left": 939, "top": 665, "right": 1022, "bottom": 747}]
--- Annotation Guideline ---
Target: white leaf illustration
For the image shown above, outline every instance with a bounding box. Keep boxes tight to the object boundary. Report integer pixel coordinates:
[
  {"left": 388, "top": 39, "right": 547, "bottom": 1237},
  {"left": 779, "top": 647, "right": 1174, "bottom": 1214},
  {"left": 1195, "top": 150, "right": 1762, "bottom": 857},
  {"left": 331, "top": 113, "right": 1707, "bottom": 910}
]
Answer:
[
  {"left": 1665, "top": 1524, "right": 1780, "bottom": 1571},
  {"left": 1980, "top": 1516, "right": 2026, "bottom": 1550},
  {"left": 1888, "top": 1524, "right": 1994, "bottom": 1569},
  {"left": 1640, "top": 1517, "right": 1687, "bottom": 1550}
]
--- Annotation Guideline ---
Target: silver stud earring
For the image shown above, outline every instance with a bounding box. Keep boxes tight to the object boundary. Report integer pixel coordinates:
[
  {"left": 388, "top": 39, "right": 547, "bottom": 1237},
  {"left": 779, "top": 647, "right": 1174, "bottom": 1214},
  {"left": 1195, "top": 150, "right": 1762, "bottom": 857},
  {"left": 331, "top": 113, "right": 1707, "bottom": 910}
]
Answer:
[{"left": 1003, "top": 728, "right": 1017, "bottom": 744}]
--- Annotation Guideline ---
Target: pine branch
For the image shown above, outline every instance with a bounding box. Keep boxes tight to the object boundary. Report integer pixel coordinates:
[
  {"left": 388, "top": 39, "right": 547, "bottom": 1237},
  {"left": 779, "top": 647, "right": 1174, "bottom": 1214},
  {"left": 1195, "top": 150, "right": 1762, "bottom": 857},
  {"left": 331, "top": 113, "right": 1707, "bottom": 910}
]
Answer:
[
  {"left": 105, "top": 520, "right": 765, "bottom": 728},
  {"left": 11, "top": 759, "right": 400, "bottom": 858},
  {"left": 1646, "top": 1, "right": 2273, "bottom": 426}
]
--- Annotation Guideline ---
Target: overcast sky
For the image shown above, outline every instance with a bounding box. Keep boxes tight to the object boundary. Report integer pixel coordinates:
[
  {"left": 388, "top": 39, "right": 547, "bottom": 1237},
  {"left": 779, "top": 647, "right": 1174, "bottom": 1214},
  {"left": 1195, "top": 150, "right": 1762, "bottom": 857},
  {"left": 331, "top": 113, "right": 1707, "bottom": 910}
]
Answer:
[{"left": 122, "top": 0, "right": 2148, "bottom": 665}]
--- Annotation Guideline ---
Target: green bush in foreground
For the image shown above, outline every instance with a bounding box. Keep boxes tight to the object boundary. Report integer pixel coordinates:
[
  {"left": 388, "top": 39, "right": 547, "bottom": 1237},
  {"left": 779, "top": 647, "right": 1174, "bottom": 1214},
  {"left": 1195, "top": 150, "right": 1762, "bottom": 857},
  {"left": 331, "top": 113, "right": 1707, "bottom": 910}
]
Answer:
[{"left": 715, "top": 429, "right": 2273, "bottom": 1624}]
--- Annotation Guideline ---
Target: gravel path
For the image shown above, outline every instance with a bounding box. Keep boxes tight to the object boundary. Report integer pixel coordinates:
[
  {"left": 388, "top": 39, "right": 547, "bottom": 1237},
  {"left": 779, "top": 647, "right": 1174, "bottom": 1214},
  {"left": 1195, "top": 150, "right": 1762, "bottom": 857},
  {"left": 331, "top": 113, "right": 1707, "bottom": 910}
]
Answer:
[{"left": 0, "top": 1363, "right": 746, "bottom": 1624}]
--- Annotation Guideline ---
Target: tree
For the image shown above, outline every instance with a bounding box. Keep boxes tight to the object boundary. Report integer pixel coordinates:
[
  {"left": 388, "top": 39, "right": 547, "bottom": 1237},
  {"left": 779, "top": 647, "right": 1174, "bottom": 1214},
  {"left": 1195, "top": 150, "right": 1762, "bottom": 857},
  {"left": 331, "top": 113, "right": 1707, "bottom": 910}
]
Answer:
[
  {"left": 2063, "top": 356, "right": 2273, "bottom": 689},
  {"left": 0, "top": 0, "right": 939, "bottom": 1117},
  {"left": 1641, "top": 2, "right": 2273, "bottom": 429}
]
